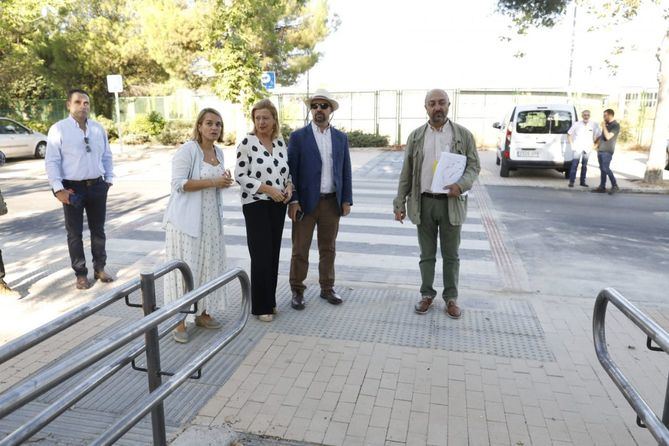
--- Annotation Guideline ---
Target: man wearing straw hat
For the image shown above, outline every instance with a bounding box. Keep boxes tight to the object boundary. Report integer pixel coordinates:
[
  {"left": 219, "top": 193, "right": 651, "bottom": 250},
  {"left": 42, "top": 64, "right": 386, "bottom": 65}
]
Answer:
[{"left": 287, "top": 89, "right": 353, "bottom": 310}]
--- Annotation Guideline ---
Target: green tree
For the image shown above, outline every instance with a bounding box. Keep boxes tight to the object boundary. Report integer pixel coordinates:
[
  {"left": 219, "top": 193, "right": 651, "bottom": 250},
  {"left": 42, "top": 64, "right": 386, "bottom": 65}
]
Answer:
[
  {"left": 207, "top": 0, "right": 337, "bottom": 111},
  {"left": 497, "top": 0, "right": 669, "bottom": 183}
]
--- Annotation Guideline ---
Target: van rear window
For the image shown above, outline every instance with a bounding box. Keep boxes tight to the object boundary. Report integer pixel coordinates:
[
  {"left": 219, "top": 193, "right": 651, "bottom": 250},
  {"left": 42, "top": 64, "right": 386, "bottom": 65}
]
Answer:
[{"left": 516, "top": 110, "right": 572, "bottom": 134}]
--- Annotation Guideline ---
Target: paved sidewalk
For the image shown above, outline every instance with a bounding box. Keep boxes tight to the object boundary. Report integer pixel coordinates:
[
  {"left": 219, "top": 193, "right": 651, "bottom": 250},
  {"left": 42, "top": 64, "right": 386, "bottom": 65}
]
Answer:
[{"left": 0, "top": 147, "right": 667, "bottom": 445}]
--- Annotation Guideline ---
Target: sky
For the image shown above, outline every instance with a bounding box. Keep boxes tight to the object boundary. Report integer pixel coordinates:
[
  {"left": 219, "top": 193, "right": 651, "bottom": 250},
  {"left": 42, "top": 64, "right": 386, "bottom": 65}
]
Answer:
[{"left": 279, "top": 0, "right": 665, "bottom": 94}]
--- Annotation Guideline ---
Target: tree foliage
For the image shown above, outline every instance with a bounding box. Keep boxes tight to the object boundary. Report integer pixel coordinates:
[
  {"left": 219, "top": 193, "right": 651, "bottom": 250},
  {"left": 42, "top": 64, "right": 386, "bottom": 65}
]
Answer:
[
  {"left": 496, "top": 0, "right": 669, "bottom": 183},
  {"left": 0, "top": 0, "right": 336, "bottom": 117}
]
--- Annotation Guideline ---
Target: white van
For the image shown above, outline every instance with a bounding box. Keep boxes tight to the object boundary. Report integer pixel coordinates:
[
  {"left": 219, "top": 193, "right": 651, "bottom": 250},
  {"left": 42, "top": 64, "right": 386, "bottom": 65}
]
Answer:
[{"left": 492, "top": 104, "right": 577, "bottom": 177}]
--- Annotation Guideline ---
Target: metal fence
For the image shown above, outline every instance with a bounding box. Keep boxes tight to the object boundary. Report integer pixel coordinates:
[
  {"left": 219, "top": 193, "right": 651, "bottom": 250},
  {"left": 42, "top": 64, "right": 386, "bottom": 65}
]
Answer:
[{"left": 1, "top": 88, "right": 659, "bottom": 146}]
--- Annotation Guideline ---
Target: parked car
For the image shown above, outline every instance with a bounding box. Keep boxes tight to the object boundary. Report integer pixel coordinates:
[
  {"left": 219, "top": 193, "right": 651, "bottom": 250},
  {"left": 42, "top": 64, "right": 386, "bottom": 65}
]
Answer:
[
  {"left": 0, "top": 117, "right": 48, "bottom": 159},
  {"left": 492, "top": 104, "right": 577, "bottom": 177}
]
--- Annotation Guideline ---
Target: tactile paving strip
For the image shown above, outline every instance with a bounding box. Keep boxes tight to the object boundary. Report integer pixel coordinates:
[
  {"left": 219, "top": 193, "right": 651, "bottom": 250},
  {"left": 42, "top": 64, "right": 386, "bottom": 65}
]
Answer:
[{"left": 269, "top": 283, "right": 554, "bottom": 362}]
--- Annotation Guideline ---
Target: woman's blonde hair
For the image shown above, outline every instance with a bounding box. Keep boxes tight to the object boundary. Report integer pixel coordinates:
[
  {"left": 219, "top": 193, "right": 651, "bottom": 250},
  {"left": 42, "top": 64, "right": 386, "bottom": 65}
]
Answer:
[
  {"left": 251, "top": 99, "right": 280, "bottom": 140},
  {"left": 192, "top": 108, "right": 224, "bottom": 143}
]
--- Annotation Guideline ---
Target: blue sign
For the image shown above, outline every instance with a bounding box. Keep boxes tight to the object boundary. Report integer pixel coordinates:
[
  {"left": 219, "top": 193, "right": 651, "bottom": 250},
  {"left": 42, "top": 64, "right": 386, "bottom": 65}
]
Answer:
[{"left": 261, "top": 71, "right": 276, "bottom": 90}]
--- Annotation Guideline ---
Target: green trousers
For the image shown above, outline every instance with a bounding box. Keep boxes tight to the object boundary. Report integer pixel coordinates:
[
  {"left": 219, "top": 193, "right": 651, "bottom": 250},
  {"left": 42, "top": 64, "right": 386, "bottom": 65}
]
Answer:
[{"left": 417, "top": 195, "right": 461, "bottom": 301}]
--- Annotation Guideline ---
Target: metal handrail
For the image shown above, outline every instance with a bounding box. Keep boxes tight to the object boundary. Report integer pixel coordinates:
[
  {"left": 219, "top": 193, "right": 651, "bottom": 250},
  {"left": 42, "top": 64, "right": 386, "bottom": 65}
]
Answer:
[
  {"left": 0, "top": 315, "right": 183, "bottom": 446},
  {"left": 94, "top": 268, "right": 250, "bottom": 445},
  {"left": 593, "top": 287, "right": 669, "bottom": 446},
  {"left": 0, "top": 265, "right": 249, "bottom": 445},
  {"left": 0, "top": 260, "right": 194, "bottom": 365}
]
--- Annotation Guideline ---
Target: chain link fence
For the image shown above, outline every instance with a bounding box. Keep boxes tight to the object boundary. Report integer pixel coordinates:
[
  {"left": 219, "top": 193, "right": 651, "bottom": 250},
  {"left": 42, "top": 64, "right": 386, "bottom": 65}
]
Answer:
[{"left": 1, "top": 88, "right": 658, "bottom": 147}]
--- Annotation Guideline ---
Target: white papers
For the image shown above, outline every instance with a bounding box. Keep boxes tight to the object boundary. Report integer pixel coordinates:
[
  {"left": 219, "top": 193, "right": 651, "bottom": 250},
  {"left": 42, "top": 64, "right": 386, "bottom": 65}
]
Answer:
[{"left": 430, "top": 152, "right": 467, "bottom": 194}]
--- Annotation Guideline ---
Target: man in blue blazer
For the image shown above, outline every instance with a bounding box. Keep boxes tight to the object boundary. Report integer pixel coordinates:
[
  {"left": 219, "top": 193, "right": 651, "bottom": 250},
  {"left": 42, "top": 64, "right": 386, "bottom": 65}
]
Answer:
[{"left": 287, "top": 89, "right": 353, "bottom": 310}]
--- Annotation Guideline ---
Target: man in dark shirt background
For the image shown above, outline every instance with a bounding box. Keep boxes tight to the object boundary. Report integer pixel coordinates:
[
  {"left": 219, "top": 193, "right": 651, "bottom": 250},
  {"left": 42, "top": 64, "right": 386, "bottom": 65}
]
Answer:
[{"left": 592, "top": 108, "right": 620, "bottom": 195}]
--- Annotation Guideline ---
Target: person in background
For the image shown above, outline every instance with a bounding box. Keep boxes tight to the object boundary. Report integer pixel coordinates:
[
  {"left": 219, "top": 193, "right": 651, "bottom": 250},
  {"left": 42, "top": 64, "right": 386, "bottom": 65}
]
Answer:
[
  {"left": 592, "top": 108, "right": 620, "bottom": 195},
  {"left": 0, "top": 158, "right": 19, "bottom": 297},
  {"left": 567, "top": 110, "right": 600, "bottom": 188},
  {"left": 45, "top": 89, "right": 115, "bottom": 290},
  {"left": 235, "top": 99, "right": 292, "bottom": 322},
  {"left": 163, "top": 108, "right": 233, "bottom": 343}
]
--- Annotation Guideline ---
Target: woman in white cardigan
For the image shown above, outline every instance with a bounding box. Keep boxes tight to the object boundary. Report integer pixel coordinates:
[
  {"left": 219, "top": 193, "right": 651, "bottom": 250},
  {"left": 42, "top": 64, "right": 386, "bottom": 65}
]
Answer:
[{"left": 163, "top": 108, "right": 234, "bottom": 343}]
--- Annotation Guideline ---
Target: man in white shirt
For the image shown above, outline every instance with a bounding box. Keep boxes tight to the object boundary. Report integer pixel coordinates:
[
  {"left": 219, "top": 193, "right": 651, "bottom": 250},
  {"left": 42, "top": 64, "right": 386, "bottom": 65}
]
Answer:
[
  {"left": 567, "top": 110, "right": 600, "bottom": 188},
  {"left": 45, "top": 89, "right": 115, "bottom": 290},
  {"left": 287, "top": 89, "right": 353, "bottom": 310}
]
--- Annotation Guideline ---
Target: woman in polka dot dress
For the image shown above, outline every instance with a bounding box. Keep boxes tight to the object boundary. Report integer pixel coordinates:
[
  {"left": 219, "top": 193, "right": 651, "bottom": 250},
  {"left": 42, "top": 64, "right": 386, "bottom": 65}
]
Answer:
[
  {"left": 162, "top": 108, "right": 234, "bottom": 343},
  {"left": 235, "top": 99, "right": 292, "bottom": 322}
]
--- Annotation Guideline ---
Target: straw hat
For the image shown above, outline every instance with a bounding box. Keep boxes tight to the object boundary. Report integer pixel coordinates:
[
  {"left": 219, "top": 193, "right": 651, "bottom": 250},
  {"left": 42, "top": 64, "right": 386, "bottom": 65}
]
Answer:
[{"left": 305, "top": 89, "right": 339, "bottom": 111}]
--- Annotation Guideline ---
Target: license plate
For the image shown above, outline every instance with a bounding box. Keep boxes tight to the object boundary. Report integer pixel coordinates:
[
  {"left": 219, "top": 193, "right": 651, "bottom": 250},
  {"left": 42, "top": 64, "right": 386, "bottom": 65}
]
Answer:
[{"left": 517, "top": 150, "right": 539, "bottom": 158}]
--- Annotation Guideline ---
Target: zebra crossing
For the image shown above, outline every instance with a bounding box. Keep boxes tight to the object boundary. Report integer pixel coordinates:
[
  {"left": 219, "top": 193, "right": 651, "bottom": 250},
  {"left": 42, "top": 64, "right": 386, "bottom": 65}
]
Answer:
[{"left": 107, "top": 152, "right": 503, "bottom": 294}]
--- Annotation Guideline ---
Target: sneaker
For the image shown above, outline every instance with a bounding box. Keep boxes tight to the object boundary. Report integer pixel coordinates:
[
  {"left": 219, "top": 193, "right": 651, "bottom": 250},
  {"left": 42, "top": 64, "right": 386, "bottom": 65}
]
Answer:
[
  {"left": 195, "top": 314, "right": 222, "bottom": 329},
  {"left": 0, "top": 280, "right": 19, "bottom": 298},
  {"left": 608, "top": 185, "right": 620, "bottom": 195},
  {"left": 568, "top": 183, "right": 574, "bottom": 188},
  {"left": 172, "top": 329, "right": 189, "bottom": 343},
  {"left": 258, "top": 314, "right": 273, "bottom": 322},
  {"left": 591, "top": 187, "right": 606, "bottom": 193},
  {"left": 580, "top": 182, "right": 589, "bottom": 187}
]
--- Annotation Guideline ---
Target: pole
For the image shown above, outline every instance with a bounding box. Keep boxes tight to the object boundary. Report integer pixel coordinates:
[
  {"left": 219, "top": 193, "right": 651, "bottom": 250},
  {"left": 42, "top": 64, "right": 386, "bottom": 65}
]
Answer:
[
  {"left": 139, "top": 272, "right": 167, "bottom": 446},
  {"left": 114, "top": 92, "right": 124, "bottom": 153},
  {"left": 567, "top": 3, "right": 577, "bottom": 98}
]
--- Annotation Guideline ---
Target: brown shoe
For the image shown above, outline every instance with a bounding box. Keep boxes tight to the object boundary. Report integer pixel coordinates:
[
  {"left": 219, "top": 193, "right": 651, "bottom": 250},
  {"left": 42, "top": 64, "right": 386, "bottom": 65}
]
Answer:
[
  {"left": 291, "top": 290, "right": 305, "bottom": 310},
  {"left": 446, "top": 300, "right": 462, "bottom": 319},
  {"left": 94, "top": 270, "right": 114, "bottom": 283},
  {"left": 320, "top": 289, "right": 343, "bottom": 305},
  {"left": 415, "top": 296, "right": 434, "bottom": 314},
  {"left": 0, "top": 280, "right": 20, "bottom": 298},
  {"left": 76, "top": 276, "right": 90, "bottom": 290}
]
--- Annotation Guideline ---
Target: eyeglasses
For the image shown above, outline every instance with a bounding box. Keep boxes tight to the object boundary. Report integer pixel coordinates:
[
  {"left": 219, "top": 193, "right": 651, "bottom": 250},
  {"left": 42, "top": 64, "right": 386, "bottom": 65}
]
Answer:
[
  {"left": 84, "top": 136, "right": 91, "bottom": 153},
  {"left": 310, "top": 103, "right": 330, "bottom": 110}
]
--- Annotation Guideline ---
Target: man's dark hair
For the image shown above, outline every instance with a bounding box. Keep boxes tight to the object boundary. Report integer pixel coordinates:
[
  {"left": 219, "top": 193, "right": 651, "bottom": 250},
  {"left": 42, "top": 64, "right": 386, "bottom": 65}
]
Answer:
[
  {"left": 604, "top": 108, "right": 615, "bottom": 117},
  {"left": 67, "top": 89, "right": 90, "bottom": 101}
]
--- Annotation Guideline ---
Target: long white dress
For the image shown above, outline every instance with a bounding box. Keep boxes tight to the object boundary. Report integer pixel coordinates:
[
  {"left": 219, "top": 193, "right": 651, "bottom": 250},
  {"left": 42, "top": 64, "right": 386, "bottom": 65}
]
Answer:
[{"left": 164, "top": 160, "right": 227, "bottom": 318}]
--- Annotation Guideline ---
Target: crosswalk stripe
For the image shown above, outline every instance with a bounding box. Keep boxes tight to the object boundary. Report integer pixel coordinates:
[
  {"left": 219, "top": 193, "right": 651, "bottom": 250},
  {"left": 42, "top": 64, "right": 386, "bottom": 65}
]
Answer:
[{"left": 107, "top": 238, "right": 497, "bottom": 276}]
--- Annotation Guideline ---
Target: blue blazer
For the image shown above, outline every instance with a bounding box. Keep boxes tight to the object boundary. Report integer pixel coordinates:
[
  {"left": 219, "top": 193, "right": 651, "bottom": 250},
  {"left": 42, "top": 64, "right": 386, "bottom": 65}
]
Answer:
[{"left": 287, "top": 124, "right": 353, "bottom": 216}]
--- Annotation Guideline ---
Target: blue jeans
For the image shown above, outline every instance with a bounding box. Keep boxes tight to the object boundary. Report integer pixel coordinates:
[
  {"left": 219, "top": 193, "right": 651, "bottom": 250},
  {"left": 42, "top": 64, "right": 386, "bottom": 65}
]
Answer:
[
  {"left": 569, "top": 151, "right": 589, "bottom": 184},
  {"left": 597, "top": 151, "right": 617, "bottom": 188}
]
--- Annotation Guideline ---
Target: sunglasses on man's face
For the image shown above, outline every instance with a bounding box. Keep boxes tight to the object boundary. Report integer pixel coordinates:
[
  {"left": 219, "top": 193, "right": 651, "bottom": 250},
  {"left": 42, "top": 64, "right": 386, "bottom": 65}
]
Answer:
[
  {"left": 84, "top": 136, "right": 91, "bottom": 153},
  {"left": 310, "top": 103, "right": 330, "bottom": 110}
]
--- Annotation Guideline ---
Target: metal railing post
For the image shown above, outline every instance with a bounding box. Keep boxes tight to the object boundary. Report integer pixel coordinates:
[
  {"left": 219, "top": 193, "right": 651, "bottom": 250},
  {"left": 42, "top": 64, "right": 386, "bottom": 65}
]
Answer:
[
  {"left": 140, "top": 272, "right": 167, "bottom": 446},
  {"left": 664, "top": 374, "right": 669, "bottom": 428}
]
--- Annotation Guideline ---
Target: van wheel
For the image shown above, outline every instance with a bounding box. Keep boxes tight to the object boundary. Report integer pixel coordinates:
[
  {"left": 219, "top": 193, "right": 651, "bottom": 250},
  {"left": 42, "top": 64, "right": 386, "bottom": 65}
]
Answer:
[
  {"left": 500, "top": 159, "right": 510, "bottom": 177},
  {"left": 496, "top": 154, "right": 501, "bottom": 166}
]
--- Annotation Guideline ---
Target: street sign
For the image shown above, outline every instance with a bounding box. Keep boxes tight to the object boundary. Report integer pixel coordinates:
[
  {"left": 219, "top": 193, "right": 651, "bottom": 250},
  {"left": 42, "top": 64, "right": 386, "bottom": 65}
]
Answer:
[
  {"left": 261, "top": 71, "right": 276, "bottom": 90},
  {"left": 106, "top": 74, "right": 123, "bottom": 93}
]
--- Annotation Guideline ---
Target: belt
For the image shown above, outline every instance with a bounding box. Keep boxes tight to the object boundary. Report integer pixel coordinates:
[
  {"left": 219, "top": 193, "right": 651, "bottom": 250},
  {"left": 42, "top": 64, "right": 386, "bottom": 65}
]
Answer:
[
  {"left": 320, "top": 192, "right": 336, "bottom": 199},
  {"left": 63, "top": 177, "right": 103, "bottom": 186},
  {"left": 422, "top": 192, "right": 448, "bottom": 200}
]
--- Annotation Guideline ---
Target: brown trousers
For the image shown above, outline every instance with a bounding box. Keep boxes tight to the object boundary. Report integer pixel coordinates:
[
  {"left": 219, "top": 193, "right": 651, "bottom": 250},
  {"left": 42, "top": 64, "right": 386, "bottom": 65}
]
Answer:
[{"left": 289, "top": 196, "right": 340, "bottom": 293}]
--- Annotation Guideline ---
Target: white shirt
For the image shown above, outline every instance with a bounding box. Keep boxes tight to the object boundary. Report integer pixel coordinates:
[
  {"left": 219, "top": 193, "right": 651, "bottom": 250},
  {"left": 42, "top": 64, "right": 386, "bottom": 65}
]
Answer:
[
  {"left": 45, "top": 116, "right": 115, "bottom": 192},
  {"left": 421, "top": 121, "right": 454, "bottom": 193},
  {"left": 234, "top": 134, "right": 291, "bottom": 206},
  {"left": 311, "top": 121, "right": 335, "bottom": 193},
  {"left": 568, "top": 120, "right": 601, "bottom": 153}
]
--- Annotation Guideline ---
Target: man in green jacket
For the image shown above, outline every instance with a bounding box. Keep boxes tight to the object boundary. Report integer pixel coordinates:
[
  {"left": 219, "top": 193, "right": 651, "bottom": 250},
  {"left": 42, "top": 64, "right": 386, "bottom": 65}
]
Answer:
[{"left": 393, "top": 89, "right": 480, "bottom": 319}]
